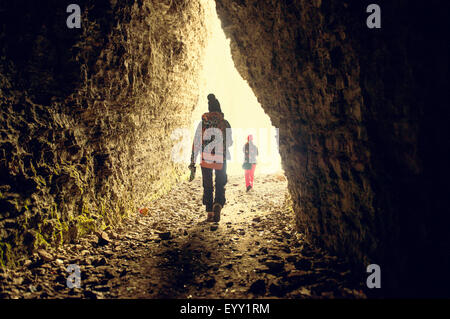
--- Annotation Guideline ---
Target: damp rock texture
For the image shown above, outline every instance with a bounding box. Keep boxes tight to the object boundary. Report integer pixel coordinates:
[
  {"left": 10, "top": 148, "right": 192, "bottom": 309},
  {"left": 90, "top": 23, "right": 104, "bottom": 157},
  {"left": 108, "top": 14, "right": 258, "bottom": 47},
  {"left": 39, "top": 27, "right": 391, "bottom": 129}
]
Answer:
[
  {"left": 215, "top": 0, "right": 450, "bottom": 296},
  {"left": 0, "top": 0, "right": 208, "bottom": 266}
]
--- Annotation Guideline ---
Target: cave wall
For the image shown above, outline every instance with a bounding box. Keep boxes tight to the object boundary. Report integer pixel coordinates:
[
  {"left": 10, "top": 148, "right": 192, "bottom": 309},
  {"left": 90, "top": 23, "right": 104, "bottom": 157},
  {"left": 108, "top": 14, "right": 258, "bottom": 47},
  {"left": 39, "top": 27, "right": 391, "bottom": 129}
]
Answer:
[
  {"left": 0, "top": 0, "right": 208, "bottom": 265},
  {"left": 1, "top": 0, "right": 448, "bottom": 298},
  {"left": 215, "top": 0, "right": 450, "bottom": 296}
]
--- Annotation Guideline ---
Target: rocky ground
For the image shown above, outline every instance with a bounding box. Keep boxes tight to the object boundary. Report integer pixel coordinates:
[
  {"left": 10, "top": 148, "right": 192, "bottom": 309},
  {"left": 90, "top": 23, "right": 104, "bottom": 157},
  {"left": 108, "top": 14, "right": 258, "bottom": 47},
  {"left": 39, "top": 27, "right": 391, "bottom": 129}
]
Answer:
[{"left": 0, "top": 172, "right": 367, "bottom": 299}]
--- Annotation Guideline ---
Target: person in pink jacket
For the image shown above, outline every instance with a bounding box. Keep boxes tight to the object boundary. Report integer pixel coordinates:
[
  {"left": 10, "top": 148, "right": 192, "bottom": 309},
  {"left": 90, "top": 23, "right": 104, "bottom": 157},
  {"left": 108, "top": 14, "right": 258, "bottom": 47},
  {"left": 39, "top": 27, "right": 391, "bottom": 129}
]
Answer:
[{"left": 243, "top": 134, "right": 258, "bottom": 192}]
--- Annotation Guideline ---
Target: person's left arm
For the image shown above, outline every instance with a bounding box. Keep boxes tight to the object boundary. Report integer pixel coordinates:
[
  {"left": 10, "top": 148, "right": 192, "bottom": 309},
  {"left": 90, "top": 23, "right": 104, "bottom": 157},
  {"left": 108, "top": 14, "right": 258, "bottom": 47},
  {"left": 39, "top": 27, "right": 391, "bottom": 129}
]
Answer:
[{"left": 225, "top": 120, "right": 232, "bottom": 147}]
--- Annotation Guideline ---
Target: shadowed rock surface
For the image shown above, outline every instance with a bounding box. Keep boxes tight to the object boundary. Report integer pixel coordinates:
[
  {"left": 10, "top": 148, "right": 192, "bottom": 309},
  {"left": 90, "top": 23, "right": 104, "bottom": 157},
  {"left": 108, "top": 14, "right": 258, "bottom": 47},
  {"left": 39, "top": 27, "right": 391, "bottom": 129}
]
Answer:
[
  {"left": 0, "top": 0, "right": 208, "bottom": 267},
  {"left": 215, "top": 0, "right": 450, "bottom": 296}
]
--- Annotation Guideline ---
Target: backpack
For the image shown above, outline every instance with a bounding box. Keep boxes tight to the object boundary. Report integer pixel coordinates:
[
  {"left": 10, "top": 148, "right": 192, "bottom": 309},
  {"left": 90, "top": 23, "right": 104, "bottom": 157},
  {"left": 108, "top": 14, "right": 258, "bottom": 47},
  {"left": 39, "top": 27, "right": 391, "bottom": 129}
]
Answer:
[{"left": 200, "top": 112, "right": 228, "bottom": 170}]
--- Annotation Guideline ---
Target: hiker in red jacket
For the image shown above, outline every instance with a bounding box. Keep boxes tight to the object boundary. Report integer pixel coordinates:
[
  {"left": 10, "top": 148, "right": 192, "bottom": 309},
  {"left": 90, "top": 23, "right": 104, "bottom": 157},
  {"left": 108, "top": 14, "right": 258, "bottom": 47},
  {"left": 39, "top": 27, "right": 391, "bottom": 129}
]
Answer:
[
  {"left": 243, "top": 134, "right": 258, "bottom": 192},
  {"left": 189, "top": 94, "right": 232, "bottom": 222}
]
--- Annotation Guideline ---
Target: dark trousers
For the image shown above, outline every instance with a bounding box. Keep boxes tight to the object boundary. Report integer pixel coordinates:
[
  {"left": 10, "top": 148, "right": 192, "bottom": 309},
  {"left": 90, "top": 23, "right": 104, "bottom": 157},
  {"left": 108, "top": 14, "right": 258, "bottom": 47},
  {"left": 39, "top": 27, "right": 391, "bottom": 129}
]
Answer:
[{"left": 201, "top": 161, "right": 227, "bottom": 212}]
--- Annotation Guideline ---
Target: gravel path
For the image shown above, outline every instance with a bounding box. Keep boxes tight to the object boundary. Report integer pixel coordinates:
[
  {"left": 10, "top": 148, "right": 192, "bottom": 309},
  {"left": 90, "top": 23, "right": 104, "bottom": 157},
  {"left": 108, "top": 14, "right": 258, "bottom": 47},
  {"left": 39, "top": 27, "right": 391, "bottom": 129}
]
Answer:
[{"left": 0, "top": 172, "right": 367, "bottom": 299}]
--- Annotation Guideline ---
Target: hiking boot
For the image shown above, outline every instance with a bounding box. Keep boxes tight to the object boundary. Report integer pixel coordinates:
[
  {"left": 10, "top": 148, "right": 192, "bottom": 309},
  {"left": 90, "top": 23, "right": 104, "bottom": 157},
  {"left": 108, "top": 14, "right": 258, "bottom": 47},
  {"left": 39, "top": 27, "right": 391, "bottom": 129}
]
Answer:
[
  {"left": 206, "top": 212, "right": 214, "bottom": 222},
  {"left": 213, "top": 203, "right": 222, "bottom": 222}
]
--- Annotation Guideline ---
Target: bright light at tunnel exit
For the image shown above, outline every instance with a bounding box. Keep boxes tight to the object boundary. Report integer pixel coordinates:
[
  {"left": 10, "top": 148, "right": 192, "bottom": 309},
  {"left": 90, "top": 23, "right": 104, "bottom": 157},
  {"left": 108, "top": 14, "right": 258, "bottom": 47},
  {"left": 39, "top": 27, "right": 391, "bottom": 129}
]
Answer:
[{"left": 191, "top": 4, "right": 283, "bottom": 176}]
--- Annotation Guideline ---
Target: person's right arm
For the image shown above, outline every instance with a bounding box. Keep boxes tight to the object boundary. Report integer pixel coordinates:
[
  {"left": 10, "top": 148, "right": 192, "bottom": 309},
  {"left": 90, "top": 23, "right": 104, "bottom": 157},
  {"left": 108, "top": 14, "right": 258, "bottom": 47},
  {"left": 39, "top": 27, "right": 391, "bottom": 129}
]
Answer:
[{"left": 190, "top": 121, "right": 202, "bottom": 165}]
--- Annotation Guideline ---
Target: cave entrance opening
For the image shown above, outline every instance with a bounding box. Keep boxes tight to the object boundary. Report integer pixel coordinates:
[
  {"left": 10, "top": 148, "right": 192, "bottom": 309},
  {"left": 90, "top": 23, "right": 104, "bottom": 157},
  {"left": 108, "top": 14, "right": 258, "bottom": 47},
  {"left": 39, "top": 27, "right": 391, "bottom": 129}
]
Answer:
[{"left": 191, "top": 3, "right": 283, "bottom": 177}]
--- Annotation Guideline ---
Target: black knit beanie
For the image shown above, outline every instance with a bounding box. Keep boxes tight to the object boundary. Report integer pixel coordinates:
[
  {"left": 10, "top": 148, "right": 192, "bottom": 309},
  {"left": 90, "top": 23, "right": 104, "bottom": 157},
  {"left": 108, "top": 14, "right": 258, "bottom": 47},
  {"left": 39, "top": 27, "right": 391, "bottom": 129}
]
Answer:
[{"left": 207, "top": 94, "right": 222, "bottom": 113}]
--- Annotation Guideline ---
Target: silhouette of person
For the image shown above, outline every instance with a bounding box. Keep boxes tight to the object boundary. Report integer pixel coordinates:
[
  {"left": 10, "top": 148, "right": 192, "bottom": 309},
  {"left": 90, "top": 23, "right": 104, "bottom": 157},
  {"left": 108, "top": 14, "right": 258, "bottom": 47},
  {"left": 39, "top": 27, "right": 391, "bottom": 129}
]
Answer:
[
  {"left": 189, "top": 94, "right": 232, "bottom": 222},
  {"left": 243, "top": 134, "right": 258, "bottom": 192}
]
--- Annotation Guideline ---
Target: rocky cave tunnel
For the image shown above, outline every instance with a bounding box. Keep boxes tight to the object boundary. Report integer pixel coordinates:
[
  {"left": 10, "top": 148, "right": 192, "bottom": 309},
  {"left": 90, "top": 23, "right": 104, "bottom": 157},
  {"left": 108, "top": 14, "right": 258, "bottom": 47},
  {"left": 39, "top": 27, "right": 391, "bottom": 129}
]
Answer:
[{"left": 0, "top": 0, "right": 449, "bottom": 298}]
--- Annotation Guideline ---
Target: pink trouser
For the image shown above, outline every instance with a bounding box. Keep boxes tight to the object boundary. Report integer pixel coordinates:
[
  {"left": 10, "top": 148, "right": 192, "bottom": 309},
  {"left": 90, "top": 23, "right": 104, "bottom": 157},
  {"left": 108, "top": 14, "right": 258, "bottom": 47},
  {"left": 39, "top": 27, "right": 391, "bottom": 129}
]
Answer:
[{"left": 245, "top": 164, "right": 256, "bottom": 188}]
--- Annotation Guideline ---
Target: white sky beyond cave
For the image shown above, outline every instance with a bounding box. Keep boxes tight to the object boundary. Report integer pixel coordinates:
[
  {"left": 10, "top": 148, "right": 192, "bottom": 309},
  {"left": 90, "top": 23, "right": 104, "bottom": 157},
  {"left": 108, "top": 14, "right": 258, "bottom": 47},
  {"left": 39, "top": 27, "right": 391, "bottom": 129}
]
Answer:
[{"left": 175, "top": 3, "right": 282, "bottom": 175}]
